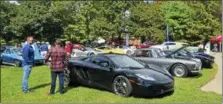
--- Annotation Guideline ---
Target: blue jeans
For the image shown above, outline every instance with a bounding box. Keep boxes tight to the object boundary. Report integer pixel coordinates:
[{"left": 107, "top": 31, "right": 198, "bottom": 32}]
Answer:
[
  {"left": 50, "top": 71, "right": 64, "bottom": 94},
  {"left": 22, "top": 65, "right": 32, "bottom": 92}
]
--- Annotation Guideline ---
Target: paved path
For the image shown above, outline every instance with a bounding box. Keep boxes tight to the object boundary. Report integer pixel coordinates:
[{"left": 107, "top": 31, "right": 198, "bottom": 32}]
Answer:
[{"left": 201, "top": 53, "right": 222, "bottom": 94}]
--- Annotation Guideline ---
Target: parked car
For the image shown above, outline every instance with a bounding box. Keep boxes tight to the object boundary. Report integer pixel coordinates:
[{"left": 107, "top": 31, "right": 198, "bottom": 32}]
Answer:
[
  {"left": 1, "top": 43, "right": 45, "bottom": 67},
  {"left": 164, "top": 46, "right": 214, "bottom": 68},
  {"left": 65, "top": 54, "right": 174, "bottom": 97},
  {"left": 71, "top": 47, "right": 105, "bottom": 58},
  {"left": 131, "top": 48, "right": 202, "bottom": 77},
  {"left": 119, "top": 45, "right": 136, "bottom": 56},
  {"left": 1, "top": 45, "right": 44, "bottom": 67},
  {"left": 150, "top": 42, "right": 188, "bottom": 51},
  {"left": 135, "top": 44, "right": 150, "bottom": 49},
  {"left": 95, "top": 45, "right": 126, "bottom": 54},
  {"left": 72, "top": 44, "right": 84, "bottom": 49}
]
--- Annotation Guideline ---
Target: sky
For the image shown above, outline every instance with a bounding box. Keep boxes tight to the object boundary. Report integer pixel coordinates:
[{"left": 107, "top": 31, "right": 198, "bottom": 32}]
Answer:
[{"left": 8, "top": 0, "right": 20, "bottom": 5}]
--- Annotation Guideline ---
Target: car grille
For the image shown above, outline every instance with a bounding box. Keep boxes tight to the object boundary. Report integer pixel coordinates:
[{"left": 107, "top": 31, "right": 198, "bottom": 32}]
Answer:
[{"left": 151, "top": 82, "right": 174, "bottom": 91}]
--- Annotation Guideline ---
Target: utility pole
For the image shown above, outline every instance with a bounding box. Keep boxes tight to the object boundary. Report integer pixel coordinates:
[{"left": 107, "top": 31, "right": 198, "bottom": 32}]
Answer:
[{"left": 166, "top": 24, "right": 169, "bottom": 42}]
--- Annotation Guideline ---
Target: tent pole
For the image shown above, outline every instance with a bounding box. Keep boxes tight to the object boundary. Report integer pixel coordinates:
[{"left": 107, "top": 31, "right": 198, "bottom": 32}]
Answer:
[{"left": 222, "top": 0, "right": 223, "bottom": 52}]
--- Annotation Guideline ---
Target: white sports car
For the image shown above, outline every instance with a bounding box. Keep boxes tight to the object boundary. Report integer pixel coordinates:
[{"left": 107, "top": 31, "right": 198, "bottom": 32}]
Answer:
[
  {"left": 120, "top": 46, "right": 136, "bottom": 56},
  {"left": 150, "top": 42, "right": 188, "bottom": 51},
  {"left": 71, "top": 47, "right": 105, "bottom": 58}
]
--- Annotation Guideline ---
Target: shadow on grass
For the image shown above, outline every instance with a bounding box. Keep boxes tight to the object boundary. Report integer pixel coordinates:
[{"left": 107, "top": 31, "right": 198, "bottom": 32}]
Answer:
[
  {"left": 187, "top": 73, "right": 203, "bottom": 78},
  {"left": 68, "top": 84, "right": 174, "bottom": 99},
  {"left": 29, "top": 83, "right": 51, "bottom": 91},
  {"left": 132, "top": 90, "right": 175, "bottom": 99},
  {"left": 56, "top": 84, "right": 79, "bottom": 94}
]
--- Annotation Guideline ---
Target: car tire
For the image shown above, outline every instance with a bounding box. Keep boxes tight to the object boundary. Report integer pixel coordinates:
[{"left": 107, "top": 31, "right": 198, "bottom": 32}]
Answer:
[
  {"left": 171, "top": 64, "right": 188, "bottom": 77},
  {"left": 64, "top": 69, "right": 71, "bottom": 87},
  {"left": 14, "top": 60, "right": 21, "bottom": 67},
  {"left": 64, "top": 67, "right": 79, "bottom": 87},
  {"left": 112, "top": 75, "right": 132, "bottom": 97}
]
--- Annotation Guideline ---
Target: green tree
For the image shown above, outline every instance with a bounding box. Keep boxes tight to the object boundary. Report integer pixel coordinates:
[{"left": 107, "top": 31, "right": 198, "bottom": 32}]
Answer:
[
  {"left": 7, "top": 1, "right": 63, "bottom": 43},
  {"left": 0, "top": 1, "right": 17, "bottom": 44},
  {"left": 130, "top": 2, "right": 165, "bottom": 43}
]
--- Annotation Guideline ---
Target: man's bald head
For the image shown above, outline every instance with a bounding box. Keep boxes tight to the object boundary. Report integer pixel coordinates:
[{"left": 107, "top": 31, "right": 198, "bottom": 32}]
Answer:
[{"left": 26, "top": 36, "right": 34, "bottom": 44}]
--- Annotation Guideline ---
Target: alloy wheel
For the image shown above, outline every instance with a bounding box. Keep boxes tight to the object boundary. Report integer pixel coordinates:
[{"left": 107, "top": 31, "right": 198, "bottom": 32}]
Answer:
[
  {"left": 174, "top": 66, "right": 185, "bottom": 77},
  {"left": 113, "top": 76, "right": 132, "bottom": 97}
]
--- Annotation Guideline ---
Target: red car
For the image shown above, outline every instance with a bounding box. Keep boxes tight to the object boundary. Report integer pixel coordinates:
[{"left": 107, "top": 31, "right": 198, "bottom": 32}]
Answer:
[
  {"left": 73, "top": 44, "right": 84, "bottom": 49},
  {"left": 135, "top": 44, "right": 150, "bottom": 49}
]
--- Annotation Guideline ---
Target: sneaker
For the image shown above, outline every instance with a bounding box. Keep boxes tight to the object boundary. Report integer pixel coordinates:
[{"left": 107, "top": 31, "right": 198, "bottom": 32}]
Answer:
[
  {"left": 60, "top": 90, "right": 66, "bottom": 95},
  {"left": 23, "top": 90, "right": 30, "bottom": 93}
]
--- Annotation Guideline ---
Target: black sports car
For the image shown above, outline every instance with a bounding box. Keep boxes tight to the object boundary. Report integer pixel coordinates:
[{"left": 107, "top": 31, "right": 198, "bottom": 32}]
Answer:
[
  {"left": 164, "top": 46, "right": 215, "bottom": 68},
  {"left": 65, "top": 54, "right": 174, "bottom": 97},
  {"left": 131, "top": 48, "right": 202, "bottom": 77}
]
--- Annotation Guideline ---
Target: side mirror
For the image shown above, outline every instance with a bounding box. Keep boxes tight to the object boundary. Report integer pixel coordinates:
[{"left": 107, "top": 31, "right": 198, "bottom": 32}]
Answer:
[{"left": 100, "top": 62, "right": 109, "bottom": 68}]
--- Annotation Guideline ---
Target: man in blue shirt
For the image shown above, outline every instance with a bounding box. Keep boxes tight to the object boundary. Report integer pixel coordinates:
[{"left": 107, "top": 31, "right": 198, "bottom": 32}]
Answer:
[
  {"left": 22, "top": 36, "right": 34, "bottom": 93},
  {"left": 40, "top": 42, "right": 48, "bottom": 57}
]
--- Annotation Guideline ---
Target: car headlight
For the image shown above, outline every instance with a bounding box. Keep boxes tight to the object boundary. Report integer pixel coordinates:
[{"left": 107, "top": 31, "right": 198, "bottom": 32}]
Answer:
[{"left": 136, "top": 74, "right": 156, "bottom": 81}]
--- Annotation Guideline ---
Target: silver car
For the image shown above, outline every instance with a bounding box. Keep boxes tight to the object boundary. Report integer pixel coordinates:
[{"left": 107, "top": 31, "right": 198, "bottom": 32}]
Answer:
[{"left": 131, "top": 48, "right": 202, "bottom": 77}]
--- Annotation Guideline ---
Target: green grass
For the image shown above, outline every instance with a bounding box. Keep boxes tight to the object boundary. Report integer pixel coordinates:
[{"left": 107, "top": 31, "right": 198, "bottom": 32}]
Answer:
[{"left": 1, "top": 64, "right": 221, "bottom": 103}]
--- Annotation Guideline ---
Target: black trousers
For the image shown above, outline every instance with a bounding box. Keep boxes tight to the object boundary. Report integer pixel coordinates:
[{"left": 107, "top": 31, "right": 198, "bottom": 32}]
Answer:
[{"left": 50, "top": 71, "right": 64, "bottom": 94}]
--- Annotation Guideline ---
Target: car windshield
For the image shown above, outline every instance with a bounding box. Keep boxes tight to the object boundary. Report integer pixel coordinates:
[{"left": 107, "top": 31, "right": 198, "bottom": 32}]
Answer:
[
  {"left": 181, "top": 49, "right": 193, "bottom": 57},
  {"left": 12, "top": 48, "right": 22, "bottom": 54},
  {"left": 154, "top": 49, "right": 166, "bottom": 57},
  {"left": 109, "top": 55, "right": 145, "bottom": 69},
  {"left": 86, "top": 47, "right": 102, "bottom": 52},
  {"left": 98, "top": 46, "right": 111, "bottom": 49}
]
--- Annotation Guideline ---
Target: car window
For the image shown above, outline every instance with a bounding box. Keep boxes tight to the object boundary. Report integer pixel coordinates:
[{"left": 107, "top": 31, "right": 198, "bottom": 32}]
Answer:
[
  {"left": 109, "top": 55, "right": 145, "bottom": 69},
  {"left": 4, "top": 49, "right": 11, "bottom": 54},
  {"left": 90, "top": 56, "right": 110, "bottom": 68},
  {"left": 12, "top": 48, "right": 22, "bottom": 54},
  {"left": 164, "top": 42, "right": 176, "bottom": 45},
  {"left": 135, "top": 50, "right": 153, "bottom": 57}
]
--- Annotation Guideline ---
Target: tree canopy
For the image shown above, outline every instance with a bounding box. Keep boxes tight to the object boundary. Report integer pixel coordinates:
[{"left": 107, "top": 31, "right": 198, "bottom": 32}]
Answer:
[{"left": 0, "top": 1, "right": 221, "bottom": 45}]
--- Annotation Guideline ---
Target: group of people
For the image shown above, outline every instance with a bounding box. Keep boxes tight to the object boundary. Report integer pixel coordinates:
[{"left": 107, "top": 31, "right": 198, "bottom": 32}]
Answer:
[
  {"left": 37, "top": 42, "right": 51, "bottom": 57},
  {"left": 22, "top": 36, "right": 68, "bottom": 95}
]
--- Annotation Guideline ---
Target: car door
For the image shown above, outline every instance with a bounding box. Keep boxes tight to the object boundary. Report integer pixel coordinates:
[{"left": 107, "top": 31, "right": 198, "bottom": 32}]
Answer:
[
  {"left": 2, "top": 49, "right": 14, "bottom": 63},
  {"left": 85, "top": 56, "right": 113, "bottom": 89},
  {"left": 134, "top": 50, "right": 159, "bottom": 65},
  {"left": 134, "top": 50, "right": 170, "bottom": 70}
]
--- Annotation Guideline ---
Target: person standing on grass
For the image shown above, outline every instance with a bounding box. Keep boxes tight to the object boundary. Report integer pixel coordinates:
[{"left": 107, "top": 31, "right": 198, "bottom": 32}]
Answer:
[
  {"left": 45, "top": 39, "right": 68, "bottom": 95},
  {"left": 40, "top": 41, "right": 48, "bottom": 57},
  {"left": 22, "top": 36, "right": 35, "bottom": 93}
]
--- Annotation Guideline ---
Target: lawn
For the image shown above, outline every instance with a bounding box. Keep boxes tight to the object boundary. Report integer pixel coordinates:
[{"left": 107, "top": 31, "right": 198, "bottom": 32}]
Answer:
[{"left": 1, "top": 64, "right": 221, "bottom": 103}]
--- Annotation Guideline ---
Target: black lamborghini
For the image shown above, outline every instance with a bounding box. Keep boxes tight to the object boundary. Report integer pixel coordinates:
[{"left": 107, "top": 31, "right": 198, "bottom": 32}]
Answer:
[{"left": 65, "top": 54, "right": 174, "bottom": 97}]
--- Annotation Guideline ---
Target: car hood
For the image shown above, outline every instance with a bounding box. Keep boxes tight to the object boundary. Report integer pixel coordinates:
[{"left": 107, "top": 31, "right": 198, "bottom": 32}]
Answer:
[
  {"left": 165, "top": 45, "right": 189, "bottom": 57},
  {"left": 124, "top": 68, "right": 173, "bottom": 82},
  {"left": 195, "top": 52, "right": 214, "bottom": 58}
]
